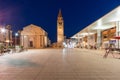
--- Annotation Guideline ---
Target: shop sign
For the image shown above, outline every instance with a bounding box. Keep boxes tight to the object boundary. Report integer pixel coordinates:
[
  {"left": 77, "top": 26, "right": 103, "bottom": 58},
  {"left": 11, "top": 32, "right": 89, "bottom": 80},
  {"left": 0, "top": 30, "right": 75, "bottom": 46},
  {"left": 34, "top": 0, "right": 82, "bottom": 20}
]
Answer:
[{"left": 109, "top": 40, "right": 116, "bottom": 44}]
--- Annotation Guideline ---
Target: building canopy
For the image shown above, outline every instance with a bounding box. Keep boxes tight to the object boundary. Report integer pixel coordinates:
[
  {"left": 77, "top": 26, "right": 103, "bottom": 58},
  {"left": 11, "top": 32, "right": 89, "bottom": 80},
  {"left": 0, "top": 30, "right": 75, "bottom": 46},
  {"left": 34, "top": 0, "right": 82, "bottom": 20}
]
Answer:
[{"left": 72, "top": 6, "right": 120, "bottom": 38}]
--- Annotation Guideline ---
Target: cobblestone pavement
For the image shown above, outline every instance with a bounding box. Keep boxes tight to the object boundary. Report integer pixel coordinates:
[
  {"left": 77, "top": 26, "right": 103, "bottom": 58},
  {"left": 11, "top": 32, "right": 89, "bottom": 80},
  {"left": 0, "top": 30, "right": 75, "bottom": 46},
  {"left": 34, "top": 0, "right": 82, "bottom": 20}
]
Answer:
[{"left": 0, "top": 48, "right": 120, "bottom": 80}]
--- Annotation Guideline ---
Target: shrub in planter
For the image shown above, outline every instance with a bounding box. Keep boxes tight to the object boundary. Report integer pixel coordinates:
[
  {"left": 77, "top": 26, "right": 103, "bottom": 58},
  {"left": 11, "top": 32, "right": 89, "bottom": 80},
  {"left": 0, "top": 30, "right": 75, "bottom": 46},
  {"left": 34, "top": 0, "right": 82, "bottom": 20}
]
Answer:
[
  {"left": 0, "top": 45, "right": 4, "bottom": 53},
  {"left": 8, "top": 46, "right": 15, "bottom": 53}
]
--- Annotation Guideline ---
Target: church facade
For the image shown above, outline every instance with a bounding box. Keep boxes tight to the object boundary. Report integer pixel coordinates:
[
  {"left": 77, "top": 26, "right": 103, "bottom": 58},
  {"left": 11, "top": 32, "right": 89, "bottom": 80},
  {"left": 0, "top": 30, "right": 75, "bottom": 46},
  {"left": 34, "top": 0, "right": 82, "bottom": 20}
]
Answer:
[
  {"left": 20, "top": 24, "right": 49, "bottom": 48},
  {"left": 57, "top": 9, "right": 64, "bottom": 46}
]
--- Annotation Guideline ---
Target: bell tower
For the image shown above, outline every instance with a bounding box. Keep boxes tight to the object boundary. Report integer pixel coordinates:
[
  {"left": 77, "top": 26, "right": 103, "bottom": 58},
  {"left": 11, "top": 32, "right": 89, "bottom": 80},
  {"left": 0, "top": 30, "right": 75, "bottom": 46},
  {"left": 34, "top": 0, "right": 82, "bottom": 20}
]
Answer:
[{"left": 57, "top": 9, "right": 64, "bottom": 44}]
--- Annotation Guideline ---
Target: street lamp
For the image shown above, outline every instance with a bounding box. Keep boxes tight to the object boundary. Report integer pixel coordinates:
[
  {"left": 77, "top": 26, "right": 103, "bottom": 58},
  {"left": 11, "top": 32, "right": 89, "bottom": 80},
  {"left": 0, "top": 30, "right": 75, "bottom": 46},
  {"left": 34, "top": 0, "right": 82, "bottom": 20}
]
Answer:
[
  {"left": 1, "top": 28, "right": 5, "bottom": 33},
  {"left": 15, "top": 33, "right": 18, "bottom": 46}
]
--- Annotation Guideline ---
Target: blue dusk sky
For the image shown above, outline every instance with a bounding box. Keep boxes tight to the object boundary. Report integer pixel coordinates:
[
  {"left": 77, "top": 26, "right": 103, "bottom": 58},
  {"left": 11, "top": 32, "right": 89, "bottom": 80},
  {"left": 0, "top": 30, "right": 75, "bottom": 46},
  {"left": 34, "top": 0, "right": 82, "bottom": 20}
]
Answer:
[{"left": 0, "top": 0, "right": 120, "bottom": 42}]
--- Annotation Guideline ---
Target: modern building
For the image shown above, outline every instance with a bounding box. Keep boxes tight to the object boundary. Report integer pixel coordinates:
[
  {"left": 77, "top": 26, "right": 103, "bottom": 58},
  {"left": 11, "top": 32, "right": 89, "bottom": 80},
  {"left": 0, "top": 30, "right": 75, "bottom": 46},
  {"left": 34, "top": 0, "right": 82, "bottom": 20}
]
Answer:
[
  {"left": 71, "top": 6, "right": 120, "bottom": 49},
  {"left": 20, "top": 24, "right": 49, "bottom": 48},
  {"left": 57, "top": 9, "right": 64, "bottom": 47}
]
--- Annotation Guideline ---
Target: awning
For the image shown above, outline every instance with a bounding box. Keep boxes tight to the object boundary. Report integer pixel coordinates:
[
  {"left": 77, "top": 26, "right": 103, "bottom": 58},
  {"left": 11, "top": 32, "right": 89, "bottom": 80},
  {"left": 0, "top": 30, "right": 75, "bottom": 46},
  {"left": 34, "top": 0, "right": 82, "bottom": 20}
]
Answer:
[{"left": 114, "top": 36, "right": 120, "bottom": 39}]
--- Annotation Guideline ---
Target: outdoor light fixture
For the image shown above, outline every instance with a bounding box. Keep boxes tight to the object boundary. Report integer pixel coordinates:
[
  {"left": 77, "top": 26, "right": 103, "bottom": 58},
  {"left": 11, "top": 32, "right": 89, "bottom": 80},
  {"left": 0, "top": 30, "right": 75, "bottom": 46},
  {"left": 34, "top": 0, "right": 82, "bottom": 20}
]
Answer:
[
  {"left": 15, "top": 33, "right": 18, "bottom": 36},
  {"left": 1, "top": 28, "right": 6, "bottom": 33},
  {"left": 15, "top": 33, "right": 19, "bottom": 46},
  {"left": 5, "top": 40, "right": 10, "bottom": 43}
]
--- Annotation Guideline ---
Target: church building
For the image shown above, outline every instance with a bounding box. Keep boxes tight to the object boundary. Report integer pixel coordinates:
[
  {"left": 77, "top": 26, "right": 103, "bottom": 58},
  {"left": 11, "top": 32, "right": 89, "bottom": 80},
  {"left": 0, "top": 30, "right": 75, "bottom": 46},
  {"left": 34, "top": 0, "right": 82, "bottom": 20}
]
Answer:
[{"left": 20, "top": 24, "right": 49, "bottom": 48}]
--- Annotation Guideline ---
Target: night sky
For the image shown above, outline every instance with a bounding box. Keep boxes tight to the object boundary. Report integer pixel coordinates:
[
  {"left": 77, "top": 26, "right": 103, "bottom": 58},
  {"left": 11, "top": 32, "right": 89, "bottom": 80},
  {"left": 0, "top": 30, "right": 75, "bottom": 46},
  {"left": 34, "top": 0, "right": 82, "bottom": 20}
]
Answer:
[{"left": 0, "top": 0, "right": 120, "bottom": 42}]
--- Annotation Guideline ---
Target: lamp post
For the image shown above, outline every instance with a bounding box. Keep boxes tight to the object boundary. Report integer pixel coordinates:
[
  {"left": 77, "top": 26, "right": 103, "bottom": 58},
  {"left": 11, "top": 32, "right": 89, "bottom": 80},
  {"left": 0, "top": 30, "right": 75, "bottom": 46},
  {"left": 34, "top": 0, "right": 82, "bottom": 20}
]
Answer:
[{"left": 15, "top": 33, "right": 18, "bottom": 46}]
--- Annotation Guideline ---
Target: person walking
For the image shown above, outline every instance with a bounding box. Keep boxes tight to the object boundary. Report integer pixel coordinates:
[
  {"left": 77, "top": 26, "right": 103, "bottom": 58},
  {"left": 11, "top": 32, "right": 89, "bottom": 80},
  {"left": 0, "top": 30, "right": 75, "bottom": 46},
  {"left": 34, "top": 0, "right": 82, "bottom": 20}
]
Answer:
[{"left": 103, "top": 44, "right": 115, "bottom": 58}]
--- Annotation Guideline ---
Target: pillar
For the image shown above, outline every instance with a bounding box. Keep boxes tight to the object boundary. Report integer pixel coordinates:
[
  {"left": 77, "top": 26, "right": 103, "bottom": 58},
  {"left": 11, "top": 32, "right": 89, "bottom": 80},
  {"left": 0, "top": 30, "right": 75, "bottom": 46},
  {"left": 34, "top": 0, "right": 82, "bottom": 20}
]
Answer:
[
  {"left": 77, "top": 34, "right": 80, "bottom": 43},
  {"left": 116, "top": 21, "right": 120, "bottom": 48},
  {"left": 40, "top": 35, "right": 42, "bottom": 48},
  {"left": 22, "top": 35, "right": 24, "bottom": 46},
  {"left": 97, "top": 29, "right": 102, "bottom": 48},
  {"left": 42, "top": 36, "right": 45, "bottom": 48}
]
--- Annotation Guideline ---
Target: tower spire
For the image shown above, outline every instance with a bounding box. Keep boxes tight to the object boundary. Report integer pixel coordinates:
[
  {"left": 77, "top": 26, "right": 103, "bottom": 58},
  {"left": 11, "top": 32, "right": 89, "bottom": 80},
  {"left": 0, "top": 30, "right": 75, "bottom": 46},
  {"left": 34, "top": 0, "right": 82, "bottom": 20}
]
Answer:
[{"left": 58, "top": 9, "right": 62, "bottom": 17}]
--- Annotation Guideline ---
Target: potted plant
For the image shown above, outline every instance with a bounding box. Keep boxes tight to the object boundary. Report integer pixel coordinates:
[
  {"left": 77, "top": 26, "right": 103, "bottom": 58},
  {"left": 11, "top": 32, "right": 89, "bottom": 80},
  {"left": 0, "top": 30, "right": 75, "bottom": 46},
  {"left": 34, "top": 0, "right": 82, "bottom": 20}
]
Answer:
[
  {"left": 8, "top": 46, "right": 15, "bottom": 53},
  {"left": 0, "top": 45, "right": 4, "bottom": 54}
]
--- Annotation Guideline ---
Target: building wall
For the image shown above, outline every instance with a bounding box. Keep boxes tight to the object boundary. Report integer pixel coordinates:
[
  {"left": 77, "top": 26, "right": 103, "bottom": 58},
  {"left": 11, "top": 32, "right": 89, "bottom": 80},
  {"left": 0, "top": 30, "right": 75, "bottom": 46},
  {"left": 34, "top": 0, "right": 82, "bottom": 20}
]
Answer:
[{"left": 0, "top": 27, "right": 12, "bottom": 46}]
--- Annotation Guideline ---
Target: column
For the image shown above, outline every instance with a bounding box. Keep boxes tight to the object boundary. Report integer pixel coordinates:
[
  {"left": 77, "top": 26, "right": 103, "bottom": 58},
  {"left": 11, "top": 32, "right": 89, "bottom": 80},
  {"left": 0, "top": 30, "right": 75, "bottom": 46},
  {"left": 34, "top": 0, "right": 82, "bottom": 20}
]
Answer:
[
  {"left": 22, "top": 35, "right": 24, "bottom": 46},
  {"left": 23, "top": 35, "right": 28, "bottom": 48},
  {"left": 34, "top": 35, "right": 36, "bottom": 48},
  {"left": 116, "top": 21, "right": 120, "bottom": 48},
  {"left": 26, "top": 35, "right": 29, "bottom": 48},
  {"left": 81, "top": 35, "right": 84, "bottom": 47},
  {"left": 39, "top": 35, "right": 41, "bottom": 48},
  {"left": 77, "top": 34, "right": 80, "bottom": 43},
  {"left": 20, "top": 35, "right": 22, "bottom": 46},
  {"left": 40, "top": 35, "right": 42, "bottom": 48},
  {"left": 38, "top": 35, "right": 40, "bottom": 48},
  {"left": 97, "top": 29, "right": 102, "bottom": 48},
  {"left": 42, "top": 36, "right": 44, "bottom": 48},
  {"left": 35, "top": 35, "right": 37, "bottom": 48},
  {"left": 44, "top": 36, "right": 47, "bottom": 47},
  {"left": 87, "top": 32, "right": 90, "bottom": 46},
  {"left": 27, "top": 36, "right": 29, "bottom": 48}
]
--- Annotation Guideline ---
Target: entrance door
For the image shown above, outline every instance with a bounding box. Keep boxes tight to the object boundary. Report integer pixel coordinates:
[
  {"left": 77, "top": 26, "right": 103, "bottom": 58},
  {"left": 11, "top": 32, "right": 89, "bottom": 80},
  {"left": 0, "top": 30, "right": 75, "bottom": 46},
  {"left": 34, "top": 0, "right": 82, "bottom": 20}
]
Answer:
[{"left": 30, "top": 41, "right": 33, "bottom": 47}]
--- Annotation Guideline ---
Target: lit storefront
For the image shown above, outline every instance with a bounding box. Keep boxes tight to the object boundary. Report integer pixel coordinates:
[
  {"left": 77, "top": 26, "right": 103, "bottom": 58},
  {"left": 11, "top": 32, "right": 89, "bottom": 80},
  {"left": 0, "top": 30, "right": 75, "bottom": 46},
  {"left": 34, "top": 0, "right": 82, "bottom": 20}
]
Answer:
[
  {"left": 102, "top": 27, "right": 116, "bottom": 48},
  {"left": 71, "top": 6, "right": 120, "bottom": 49}
]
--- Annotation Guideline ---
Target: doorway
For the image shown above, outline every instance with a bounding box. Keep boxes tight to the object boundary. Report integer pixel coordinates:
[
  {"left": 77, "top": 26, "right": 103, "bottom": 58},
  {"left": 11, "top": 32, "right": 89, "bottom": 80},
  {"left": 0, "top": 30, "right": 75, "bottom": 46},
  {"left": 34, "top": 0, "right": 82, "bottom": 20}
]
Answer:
[{"left": 30, "top": 41, "right": 33, "bottom": 47}]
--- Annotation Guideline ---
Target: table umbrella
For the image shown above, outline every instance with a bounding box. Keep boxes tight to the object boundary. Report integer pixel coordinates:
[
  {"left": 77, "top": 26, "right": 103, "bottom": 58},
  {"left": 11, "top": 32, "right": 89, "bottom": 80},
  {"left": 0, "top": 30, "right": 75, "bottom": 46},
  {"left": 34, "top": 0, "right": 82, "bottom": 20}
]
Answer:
[{"left": 114, "top": 36, "right": 120, "bottom": 39}]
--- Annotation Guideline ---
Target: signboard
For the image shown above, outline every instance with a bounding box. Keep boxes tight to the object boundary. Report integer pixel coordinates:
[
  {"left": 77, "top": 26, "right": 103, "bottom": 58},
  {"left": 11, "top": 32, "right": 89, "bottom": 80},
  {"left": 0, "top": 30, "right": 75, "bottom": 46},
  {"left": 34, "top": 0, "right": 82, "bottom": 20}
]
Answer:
[{"left": 109, "top": 40, "right": 116, "bottom": 44}]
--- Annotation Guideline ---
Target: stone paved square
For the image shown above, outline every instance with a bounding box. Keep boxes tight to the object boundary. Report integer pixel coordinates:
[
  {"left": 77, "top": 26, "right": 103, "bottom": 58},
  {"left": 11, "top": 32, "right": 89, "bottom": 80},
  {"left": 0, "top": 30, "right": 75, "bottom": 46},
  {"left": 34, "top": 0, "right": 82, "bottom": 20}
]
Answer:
[{"left": 0, "top": 48, "right": 120, "bottom": 80}]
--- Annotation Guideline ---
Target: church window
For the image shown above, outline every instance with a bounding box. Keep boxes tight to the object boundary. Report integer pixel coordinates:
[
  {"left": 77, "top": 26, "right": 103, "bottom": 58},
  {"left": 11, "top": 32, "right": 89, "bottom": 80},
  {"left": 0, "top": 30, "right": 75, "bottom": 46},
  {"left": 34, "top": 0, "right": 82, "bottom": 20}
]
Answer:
[{"left": 59, "top": 22, "right": 62, "bottom": 25}]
